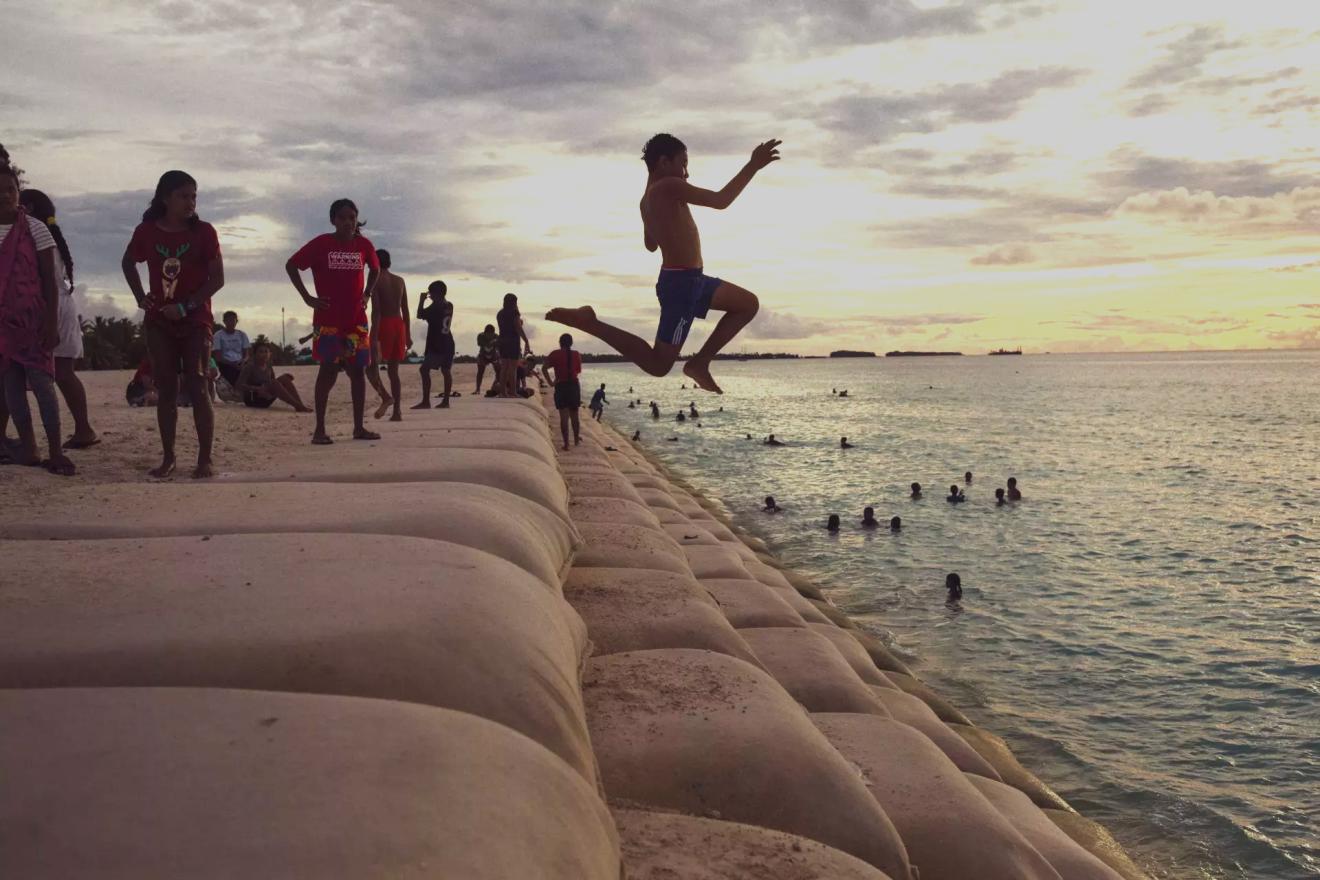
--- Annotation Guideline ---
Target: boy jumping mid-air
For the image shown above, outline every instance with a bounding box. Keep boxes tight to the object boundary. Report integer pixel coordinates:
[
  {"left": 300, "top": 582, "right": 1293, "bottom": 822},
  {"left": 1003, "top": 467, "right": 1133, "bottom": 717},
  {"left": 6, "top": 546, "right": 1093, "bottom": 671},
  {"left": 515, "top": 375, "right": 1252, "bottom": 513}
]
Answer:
[{"left": 547, "top": 134, "right": 779, "bottom": 394}]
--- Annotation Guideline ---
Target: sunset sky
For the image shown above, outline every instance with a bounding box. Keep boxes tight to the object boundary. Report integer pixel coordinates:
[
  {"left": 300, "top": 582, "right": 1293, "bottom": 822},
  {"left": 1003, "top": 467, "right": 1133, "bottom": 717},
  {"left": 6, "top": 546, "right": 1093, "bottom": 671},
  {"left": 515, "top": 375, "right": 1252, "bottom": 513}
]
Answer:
[{"left": 5, "top": 0, "right": 1318, "bottom": 354}]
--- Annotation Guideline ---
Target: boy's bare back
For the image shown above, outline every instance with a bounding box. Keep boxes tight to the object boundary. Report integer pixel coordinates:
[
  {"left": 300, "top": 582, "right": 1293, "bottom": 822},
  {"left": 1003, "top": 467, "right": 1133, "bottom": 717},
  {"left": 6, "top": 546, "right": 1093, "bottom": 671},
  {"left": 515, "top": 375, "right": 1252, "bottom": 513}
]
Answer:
[{"left": 374, "top": 270, "right": 407, "bottom": 320}]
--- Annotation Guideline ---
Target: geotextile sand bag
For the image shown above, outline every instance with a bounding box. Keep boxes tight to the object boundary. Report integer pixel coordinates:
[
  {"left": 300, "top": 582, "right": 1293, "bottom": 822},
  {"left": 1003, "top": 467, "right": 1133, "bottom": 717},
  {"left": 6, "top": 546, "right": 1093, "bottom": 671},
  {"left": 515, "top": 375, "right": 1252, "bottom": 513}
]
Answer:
[
  {"left": 566, "top": 471, "right": 650, "bottom": 507},
  {"left": 0, "top": 534, "right": 599, "bottom": 783},
  {"left": 869, "top": 687, "right": 1001, "bottom": 780},
  {"left": 783, "top": 569, "right": 827, "bottom": 600},
  {"left": 613, "top": 807, "right": 894, "bottom": 880},
  {"left": 220, "top": 447, "right": 569, "bottom": 515},
  {"left": 573, "top": 521, "right": 690, "bottom": 575},
  {"left": 967, "top": 776, "right": 1124, "bottom": 879},
  {"left": 740, "top": 627, "right": 892, "bottom": 716},
  {"left": 848, "top": 628, "right": 915, "bottom": 676},
  {"left": 1043, "top": 811, "right": 1152, "bottom": 880},
  {"left": 767, "top": 584, "right": 834, "bottom": 624},
  {"left": 951, "top": 724, "right": 1073, "bottom": 812},
  {"left": 701, "top": 578, "right": 809, "bottom": 629},
  {"left": 649, "top": 505, "right": 691, "bottom": 525},
  {"left": 0, "top": 688, "right": 620, "bottom": 880},
  {"left": 886, "top": 671, "right": 974, "bottom": 726},
  {"left": 0, "top": 482, "right": 577, "bottom": 588},
  {"left": 807, "top": 622, "right": 895, "bottom": 687},
  {"left": 812, "top": 714, "right": 1064, "bottom": 880},
  {"left": 683, "top": 544, "right": 755, "bottom": 580},
  {"left": 662, "top": 522, "right": 722, "bottom": 546},
  {"left": 806, "top": 597, "right": 859, "bottom": 629},
  {"left": 564, "top": 568, "right": 761, "bottom": 666},
  {"left": 585, "top": 649, "right": 915, "bottom": 879},
  {"left": 636, "top": 486, "right": 684, "bottom": 512},
  {"left": 357, "top": 424, "right": 556, "bottom": 464},
  {"left": 743, "top": 559, "right": 794, "bottom": 590},
  {"left": 569, "top": 496, "right": 663, "bottom": 528}
]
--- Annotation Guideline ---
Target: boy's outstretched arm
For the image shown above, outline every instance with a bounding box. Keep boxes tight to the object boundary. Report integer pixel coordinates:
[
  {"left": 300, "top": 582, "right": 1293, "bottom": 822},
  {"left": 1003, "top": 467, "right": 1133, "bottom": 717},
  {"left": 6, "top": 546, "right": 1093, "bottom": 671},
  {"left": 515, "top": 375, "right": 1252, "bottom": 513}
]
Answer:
[{"left": 676, "top": 139, "right": 781, "bottom": 210}]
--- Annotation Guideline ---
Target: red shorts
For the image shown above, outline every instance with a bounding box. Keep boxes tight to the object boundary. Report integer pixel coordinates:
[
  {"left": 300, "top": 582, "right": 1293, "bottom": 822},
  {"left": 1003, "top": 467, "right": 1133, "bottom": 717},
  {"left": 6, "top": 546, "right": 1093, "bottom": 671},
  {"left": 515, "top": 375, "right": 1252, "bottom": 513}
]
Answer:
[{"left": 376, "top": 316, "right": 407, "bottom": 362}]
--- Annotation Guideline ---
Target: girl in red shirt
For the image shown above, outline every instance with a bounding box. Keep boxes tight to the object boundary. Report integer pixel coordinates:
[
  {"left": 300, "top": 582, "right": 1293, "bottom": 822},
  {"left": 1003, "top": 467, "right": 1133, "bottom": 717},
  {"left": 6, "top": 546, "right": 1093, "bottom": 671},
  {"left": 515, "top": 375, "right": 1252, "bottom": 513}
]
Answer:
[
  {"left": 545, "top": 332, "right": 583, "bottom": 450},
  {"left": 122, "top": 170, "right": 225, "bottom": 479}
]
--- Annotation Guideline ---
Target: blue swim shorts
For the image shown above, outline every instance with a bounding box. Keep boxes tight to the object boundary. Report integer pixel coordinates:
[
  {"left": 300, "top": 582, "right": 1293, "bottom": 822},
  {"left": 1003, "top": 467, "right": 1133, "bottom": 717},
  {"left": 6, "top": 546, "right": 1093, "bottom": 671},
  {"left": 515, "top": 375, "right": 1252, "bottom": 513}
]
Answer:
[{"left": 655, "top": 268, "right": 722, "bottom": 349}]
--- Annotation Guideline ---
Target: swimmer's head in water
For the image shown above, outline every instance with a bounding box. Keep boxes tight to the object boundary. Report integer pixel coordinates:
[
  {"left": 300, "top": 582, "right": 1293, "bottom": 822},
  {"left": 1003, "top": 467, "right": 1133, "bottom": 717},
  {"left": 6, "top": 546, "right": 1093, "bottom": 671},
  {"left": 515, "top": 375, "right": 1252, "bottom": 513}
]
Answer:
[
  {"left": 863, "top": 506, "right": 875, "bottom": 521},
  {"left": 827, "top": 514, "right": 840, "bottom": 531},
  {"left": 995, "top": 488, "right": 1005, "bottom": 500},
  {"left": 1007, "top": 477, "right": 1018, "bottom": 487},
  {"left": 950, "top": 485, "right": 960, "bottom": 495},
  {"left": 642, "top": 133, "right": 688, "bottom": 176},
  {"left": 890, "top": 516, "right": 901, "bottom": 530},
  {"left": 764, "top": 496, "right": 776, "bottom": 509},
  {"left": 945, "top": 572, "right": 962, "bottom": 598},
  {"left": 964, "top": 471, "right": 973, "bottom": 482},
  {"left": 911, "top": 482, "right": 921, "bottom": 494}
]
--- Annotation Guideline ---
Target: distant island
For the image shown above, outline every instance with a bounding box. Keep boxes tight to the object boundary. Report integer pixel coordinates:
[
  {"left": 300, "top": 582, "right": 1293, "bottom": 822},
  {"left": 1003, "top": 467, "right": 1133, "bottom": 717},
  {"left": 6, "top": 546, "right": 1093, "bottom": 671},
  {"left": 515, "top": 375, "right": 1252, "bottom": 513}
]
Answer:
[
  {"left": 885, "top": 351, "right": 963, "bottom": 357},
  {"left": 988, "top": 348, "right": 1023, "bottom": 356},
  {"left": 576, "top": 352, "right": 804, "bottom": 363},
  {"left": 829, "top": 350, "right": 877, "bottom": 358}
]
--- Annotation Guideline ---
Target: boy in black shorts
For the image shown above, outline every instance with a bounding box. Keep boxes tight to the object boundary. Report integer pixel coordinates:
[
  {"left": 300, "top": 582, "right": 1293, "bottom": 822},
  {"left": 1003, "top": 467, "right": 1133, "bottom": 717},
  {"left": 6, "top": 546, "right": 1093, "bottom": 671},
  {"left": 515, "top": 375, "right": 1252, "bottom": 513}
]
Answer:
[
  {"left": 546, "top": 134, "right": 779, "bottom": 394},
  {"left": 413, "top": 280, "right": 454, "bottom": 409}
]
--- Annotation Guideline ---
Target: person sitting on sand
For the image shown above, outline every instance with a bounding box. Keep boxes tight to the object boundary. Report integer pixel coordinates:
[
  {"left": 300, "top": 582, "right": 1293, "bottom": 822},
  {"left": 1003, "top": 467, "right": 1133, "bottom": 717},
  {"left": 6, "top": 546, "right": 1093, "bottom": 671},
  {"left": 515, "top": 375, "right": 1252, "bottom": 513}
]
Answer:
[
  {"left": 235, "top": 342, "right": 311, "bottom": 412},
  {"left": 947, "top": 485, "right": 965, "bottom": 503},
  {"left": 125, "top": 357, "right": 158, "bottom": 407},
  {"left": 964, "top": 470, "right": 973, "bottom": 484},
  {"left": 840, "top": 436, "right": 854, "bottom": 449},
  {"left": 763, "top": 495, "right": 781, "bottom": 513},
  {"left": 475, "top": 323, "right": 498, "bottom": 394},
  {"left": 545, "top": 332, "right": 583, "bottom": 450},
  {"left": 413, "top": 280, "right": 453, "bottom": 410},
  {"left": 764, "top": 433, "right": 783, "bottom": 446},
  {"left": 890, "top": 515, "right": 902, "bottom": 532},
  {"left": 861, "top": 506, "right": 878, "bottom": 528},
  {"left": 589, "top": 383, "right": 608, "bottom": 421},
  {"left": 546, "top": 134, "right": 779, "bottom": 394},
  {"left": 995, "top": 487, "right": 1007, "bottom": 506},
  {"left": 123, "top": 169, "right": 224, "bottom": 478},
  {"left": 826, "top": 513, "right": 841, "bottom": 533},
  {"left": 1007, "top": 476, "right": 1022, "bottom": 501},
  {"left": 910, "top": 482, "right": 922, "bottom": 499},
  {"left": 211, "top": 310, "right": 249, "bottom": 390},
  {"left": 370, "top": 248, "right": 410, "bottom": 421},
  {"left": 946, "top": 572, "right": 963, "bottom": 602},
  {"left": 286, "top": 197, "right": 381, "bottom": 445}
]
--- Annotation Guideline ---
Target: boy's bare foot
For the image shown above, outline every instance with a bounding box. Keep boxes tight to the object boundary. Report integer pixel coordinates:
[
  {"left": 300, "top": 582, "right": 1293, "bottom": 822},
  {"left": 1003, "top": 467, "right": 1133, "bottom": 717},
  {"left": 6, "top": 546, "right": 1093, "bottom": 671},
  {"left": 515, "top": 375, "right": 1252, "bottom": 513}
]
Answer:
[
  {"left": 149, "top": 457, "right": 176, "bottom": 478},
  {"left": 562, "top": 443, "right": 570, "bottom": 451},
  {"left": 389, "top": 413, "right": 403, "bottom": 422},
  {"left": 353, "top": 428, "right": 381, "bottom": 440},
  {"left": 295, "top": 405, "right": 313, "bottom": 413},
  {"left": 192, "top": 460, "right": 214, "bottom": 479},
  {"left": 545, "top": 305, "right": 597, "bottom": 331},
  {"left": 45, "top": 454, "right": 76, "bottom": 476},
  {"left": 410, "top": 401, "right": 431, "bottom": 410},
  {"left": 311, "top": 433, "right": 333, "bottom": 445},
  {"left": 438, "top": 398, "right": 450, "bottom": 409},
  {"left": 373, "top": 397, "right": 392, "bottom": 420},
  {"left": 683, "top": 359, "right": 723, "bottom": 394}
]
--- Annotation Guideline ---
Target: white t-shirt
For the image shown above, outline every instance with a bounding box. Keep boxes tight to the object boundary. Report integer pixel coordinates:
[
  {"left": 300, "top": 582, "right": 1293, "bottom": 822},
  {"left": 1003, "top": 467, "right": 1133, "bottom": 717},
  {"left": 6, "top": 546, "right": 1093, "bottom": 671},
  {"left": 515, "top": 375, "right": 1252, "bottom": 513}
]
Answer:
[
  {"left": 212, "top": 328, "right": 251, "bottom": 364},
  {"left": 0, "top": 215, "right": 56, "bottom": 254}
]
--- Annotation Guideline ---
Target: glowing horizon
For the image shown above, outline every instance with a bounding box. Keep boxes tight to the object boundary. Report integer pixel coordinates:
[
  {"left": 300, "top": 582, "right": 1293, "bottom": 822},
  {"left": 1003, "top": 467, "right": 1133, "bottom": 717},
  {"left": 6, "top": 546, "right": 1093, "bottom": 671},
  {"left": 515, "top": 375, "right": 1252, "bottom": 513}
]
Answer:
[{"left": 5, "top": 1, "right": 1318, "bottom": 355}]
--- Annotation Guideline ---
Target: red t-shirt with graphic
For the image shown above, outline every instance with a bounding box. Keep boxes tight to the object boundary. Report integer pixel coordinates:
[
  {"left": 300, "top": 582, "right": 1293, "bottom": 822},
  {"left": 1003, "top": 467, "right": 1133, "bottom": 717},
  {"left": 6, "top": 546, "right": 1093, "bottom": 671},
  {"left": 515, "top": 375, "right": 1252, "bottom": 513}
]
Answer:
[
  {"left": 289, "top": 233, "right": 379, "bottom": 329},
  {"left": 128, "top": 220, "right": 222, "bottom": 327},
  {"left": 545, "top": 348, "right": 582, "bottom": 384}
]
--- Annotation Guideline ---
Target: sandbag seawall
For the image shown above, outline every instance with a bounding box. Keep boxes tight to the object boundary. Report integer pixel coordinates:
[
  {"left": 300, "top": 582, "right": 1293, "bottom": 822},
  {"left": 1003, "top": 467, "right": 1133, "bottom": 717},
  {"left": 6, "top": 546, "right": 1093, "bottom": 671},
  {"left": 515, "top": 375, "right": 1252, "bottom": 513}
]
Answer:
[
  {"left": 561, "top": 409, "right": 1151, "bottom": 880},
  {"left": 0, "top": 390, "right": 622, "bottom": 880}
]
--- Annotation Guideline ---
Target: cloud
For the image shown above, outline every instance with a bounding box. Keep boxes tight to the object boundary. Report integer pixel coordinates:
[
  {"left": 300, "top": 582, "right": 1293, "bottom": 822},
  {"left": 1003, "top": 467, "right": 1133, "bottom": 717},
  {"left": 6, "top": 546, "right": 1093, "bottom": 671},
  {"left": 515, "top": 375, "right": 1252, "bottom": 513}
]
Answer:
[
  {"left": 1063, "top": 310, "right": 1249, "bottom": 335},
  {"left": 970, "top": 243, "right": 1036, "bottom": 265},
  {"left": 1271, "top": 261, "right": 1320, "bottom": 273},
  {"left": 1266, "top": 325, "right": 1320, "bottom": 349},
  {"left": 1096, "top": 147, "right": 1311, "bottom": 199},
  {"left": 744, "top": 308, "right": 832, "bottom": 340},
  {"left": 1115, "top": 186, "right": 1320, "bottom": 232},
  {"left": 1128, "top": 25, "right": 1242, "bottom": 89}
]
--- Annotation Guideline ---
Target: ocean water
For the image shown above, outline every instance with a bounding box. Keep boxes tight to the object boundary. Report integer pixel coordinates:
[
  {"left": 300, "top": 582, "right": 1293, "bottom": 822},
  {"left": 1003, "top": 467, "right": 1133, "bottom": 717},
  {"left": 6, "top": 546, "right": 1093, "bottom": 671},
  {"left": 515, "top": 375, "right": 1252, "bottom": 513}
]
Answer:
[{"left": 595, "top": 351, "right": 1319, "bottom": 880}]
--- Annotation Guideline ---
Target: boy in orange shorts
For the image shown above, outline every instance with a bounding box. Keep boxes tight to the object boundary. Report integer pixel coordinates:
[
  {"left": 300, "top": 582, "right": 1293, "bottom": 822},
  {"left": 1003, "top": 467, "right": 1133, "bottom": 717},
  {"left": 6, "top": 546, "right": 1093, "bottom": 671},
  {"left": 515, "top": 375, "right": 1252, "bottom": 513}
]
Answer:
[{"left": 372, "top": 248, "right": 411, "bottom": 421}]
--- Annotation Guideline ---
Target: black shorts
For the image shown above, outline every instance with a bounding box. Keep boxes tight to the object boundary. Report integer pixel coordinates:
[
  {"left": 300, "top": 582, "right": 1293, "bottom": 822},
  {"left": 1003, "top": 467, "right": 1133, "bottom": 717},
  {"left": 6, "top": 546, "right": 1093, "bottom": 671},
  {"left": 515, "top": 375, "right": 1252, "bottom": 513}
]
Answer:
[
  {"left": 243, "top": 391, "right": 275, "bottom": 408},
  {"left": 554, "top": 380, "right": 581, "bottom": 410},
  {"left": 499, "top": 335, "right": 521, "bottom": 359},
  {"left": 217, "top": 361, "right": 242, "bottom": 387},
  {"left": 423, "top": 336, "right": 455, "bottom": 370}
]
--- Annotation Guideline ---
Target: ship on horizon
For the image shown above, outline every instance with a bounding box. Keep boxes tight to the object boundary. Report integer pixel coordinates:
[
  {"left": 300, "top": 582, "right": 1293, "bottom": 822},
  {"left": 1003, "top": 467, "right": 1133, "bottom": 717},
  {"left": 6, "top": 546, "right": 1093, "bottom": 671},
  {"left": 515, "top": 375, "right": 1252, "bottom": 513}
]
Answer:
[{"left": 988, "top": 347, "right": 1023, "bottom": 356}]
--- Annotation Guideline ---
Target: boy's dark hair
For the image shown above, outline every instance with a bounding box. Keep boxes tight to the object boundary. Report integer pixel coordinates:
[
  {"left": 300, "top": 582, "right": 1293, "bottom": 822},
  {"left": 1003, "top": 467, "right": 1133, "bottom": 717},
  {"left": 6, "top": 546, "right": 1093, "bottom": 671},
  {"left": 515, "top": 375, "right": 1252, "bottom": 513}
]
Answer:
[
  {"left": 428, "top": 280, "right": 447, "bottom": 296},
  {"left": 376, "top": 248, "right": 391, "bottom": 269},
  {"left": 142, "top": 170, "right": 200, "bottom": 228},
  {"left": 559, "top": 333, "right": 572, "bottom": 349},
  {"left": 254, "top": 341, "right": 270, "bottom": 352},
  {"left": 0, "top": 143, "right": 23, "bottom": 181},
  {"left": 222, "top": 310, "right": 238, "bottom": 322},
  {"left": 329, "top": 198, "right": 364, "bottom": 234},
  {"left": 642, "top": 133, "right": 686, "bottom": 171},
  {"left": 18, "top": 189, "right": 74, "bottom": 285}
]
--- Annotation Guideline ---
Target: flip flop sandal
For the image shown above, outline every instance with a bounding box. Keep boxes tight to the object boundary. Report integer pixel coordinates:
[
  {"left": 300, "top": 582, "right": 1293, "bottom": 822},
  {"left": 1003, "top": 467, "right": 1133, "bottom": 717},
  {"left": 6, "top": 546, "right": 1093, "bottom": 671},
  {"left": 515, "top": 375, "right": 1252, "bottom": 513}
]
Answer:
[{"left": 63, "top": 437, "right": 102, "bottom": 450}]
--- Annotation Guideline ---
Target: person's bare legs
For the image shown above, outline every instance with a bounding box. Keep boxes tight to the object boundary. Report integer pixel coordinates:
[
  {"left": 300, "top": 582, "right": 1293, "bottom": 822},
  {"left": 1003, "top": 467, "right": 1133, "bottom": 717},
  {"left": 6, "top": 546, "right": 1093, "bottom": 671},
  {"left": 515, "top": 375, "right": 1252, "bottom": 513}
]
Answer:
[
  {"left": 570, "top": 407, "right": 581, "bottom": 444},
  {"left": 185, "top": 372, "right": 214, "bottom": 479},
  {"left": 346, "top": 362, "right": 379, "bottom": 440},
  {"left": 151, "top": 367, "right": 179, "bottom": 477},
  {"left": 366, "top": 340, "right": 391, "bottom": 418},
  {"left": 312, "top": 362, "right": 339, "bottom": 444},
  {"left": 499, "top": 358, "right": 517, "bottom": 398},
  {"left": 387, "top": 362, "right": 402, "bottom": 421},
  {"left": 682, "top": 283, "right": 759, "bottom": 394},
  {"left": 558, "top": 408, "right": 570, "bottom": 450},
  {"left": 267, "top": 376, "right": 310, "bottom": 412},
  {"left": 414, "top": 365, "right": 432, "bottom": 409},
  {"left": 439, "top": 367, "right": 452, "bottom": 408},
  {"left": 546, "top": 306, "right": 679, "bottom": 377},
  {"left": 54, "top": 357, "right": 97, "bottom": 446}
]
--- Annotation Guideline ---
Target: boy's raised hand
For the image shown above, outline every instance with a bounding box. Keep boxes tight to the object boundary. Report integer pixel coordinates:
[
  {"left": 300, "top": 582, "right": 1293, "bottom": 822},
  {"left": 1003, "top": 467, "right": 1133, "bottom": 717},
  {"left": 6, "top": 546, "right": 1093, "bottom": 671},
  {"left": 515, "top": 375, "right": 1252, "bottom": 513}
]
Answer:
[{"left": 749, "top": 139, "right": 782, "bottom": 170}]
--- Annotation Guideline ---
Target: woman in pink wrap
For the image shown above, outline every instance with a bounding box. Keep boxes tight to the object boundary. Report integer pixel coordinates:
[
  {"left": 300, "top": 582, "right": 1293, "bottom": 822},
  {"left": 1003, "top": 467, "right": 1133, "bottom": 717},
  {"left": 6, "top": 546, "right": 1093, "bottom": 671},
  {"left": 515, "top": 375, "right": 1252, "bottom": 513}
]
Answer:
[{"left": 0, "top": 161, "right": 74, "bottom": 475}]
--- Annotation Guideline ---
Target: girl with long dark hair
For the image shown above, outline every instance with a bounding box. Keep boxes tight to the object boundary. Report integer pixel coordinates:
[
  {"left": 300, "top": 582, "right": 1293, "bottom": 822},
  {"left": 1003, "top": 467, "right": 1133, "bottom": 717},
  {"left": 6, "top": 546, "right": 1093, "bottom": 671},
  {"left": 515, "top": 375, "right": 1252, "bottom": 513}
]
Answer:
[
  {"left": 18, "top": 188, "right": 98, "bottom": 449},
  {"left": 121, "top": 170, "right": 225, "bottom": 478},
  {"left": 544, "top": 332, "right": 582, "bottom": 449}
]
